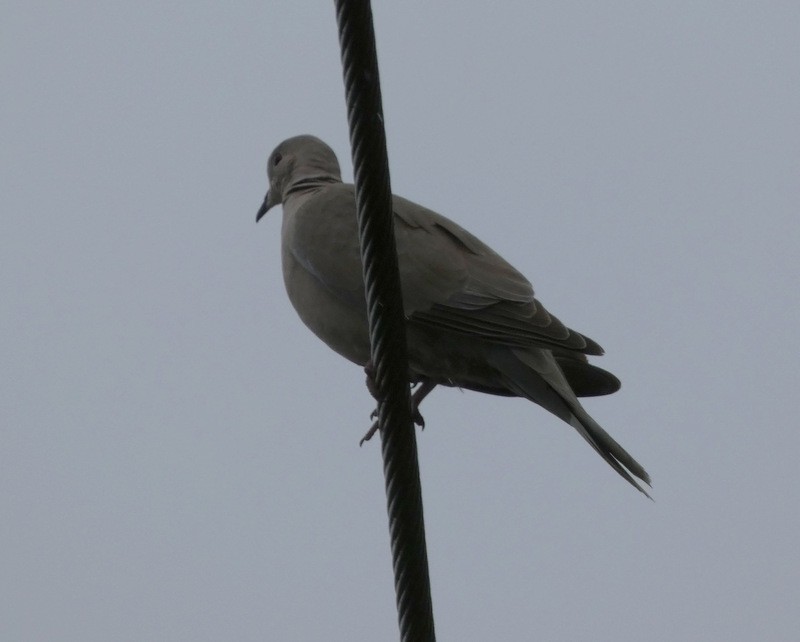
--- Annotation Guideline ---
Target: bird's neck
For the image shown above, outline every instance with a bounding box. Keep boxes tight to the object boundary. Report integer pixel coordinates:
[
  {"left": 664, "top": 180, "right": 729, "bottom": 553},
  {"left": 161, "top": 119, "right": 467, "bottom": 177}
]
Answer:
[{"left": 284, "top": 174, "right": 340, "bottom": 199}]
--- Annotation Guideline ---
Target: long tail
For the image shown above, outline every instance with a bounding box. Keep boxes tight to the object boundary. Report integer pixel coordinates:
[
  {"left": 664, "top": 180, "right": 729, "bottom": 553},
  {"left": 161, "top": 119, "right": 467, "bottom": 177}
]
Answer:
[
  {"left": 567, "top": 405, "right": 652, "bottom": 498},
  {"left": 489, "top": 347, "right": 652, "bottom": 497}
]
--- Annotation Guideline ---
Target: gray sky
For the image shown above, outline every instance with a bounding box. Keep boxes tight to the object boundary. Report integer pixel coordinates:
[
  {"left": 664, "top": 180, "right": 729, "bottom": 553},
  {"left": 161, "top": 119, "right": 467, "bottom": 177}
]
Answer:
[{"left": 3, "top": 2, "right": 799, "bottom": 640}]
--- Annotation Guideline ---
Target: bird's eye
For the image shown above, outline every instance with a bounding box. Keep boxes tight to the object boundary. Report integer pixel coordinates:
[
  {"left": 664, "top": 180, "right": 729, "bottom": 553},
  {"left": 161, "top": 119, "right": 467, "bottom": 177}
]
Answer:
[{"left": 272, "top": 153, "right": 283, "bottom": 166}]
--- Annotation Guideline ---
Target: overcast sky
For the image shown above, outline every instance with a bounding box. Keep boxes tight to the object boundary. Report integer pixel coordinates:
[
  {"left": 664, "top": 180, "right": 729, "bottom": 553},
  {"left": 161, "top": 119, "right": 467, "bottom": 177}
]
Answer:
[{"left": 3, "top": 2, "right": 799, "bottom": 640}]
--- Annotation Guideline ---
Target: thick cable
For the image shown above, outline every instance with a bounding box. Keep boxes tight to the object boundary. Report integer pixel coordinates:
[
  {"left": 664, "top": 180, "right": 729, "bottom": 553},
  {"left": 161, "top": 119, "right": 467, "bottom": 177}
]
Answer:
[{"left": 333, "top": 2, "right": 436, "bottom": 640}]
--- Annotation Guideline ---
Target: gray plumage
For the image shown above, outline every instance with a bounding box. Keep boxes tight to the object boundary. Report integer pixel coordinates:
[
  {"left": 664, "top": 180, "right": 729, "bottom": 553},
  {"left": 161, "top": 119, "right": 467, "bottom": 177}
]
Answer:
[{"left": 257, "top": 135, "right": 651, "bottom": 496}]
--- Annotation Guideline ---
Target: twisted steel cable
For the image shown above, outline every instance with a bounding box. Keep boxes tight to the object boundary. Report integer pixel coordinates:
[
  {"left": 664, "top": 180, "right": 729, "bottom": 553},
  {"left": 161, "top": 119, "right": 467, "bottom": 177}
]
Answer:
[{"left": 334, "top": 1, "right": 436, "bottom": 640}]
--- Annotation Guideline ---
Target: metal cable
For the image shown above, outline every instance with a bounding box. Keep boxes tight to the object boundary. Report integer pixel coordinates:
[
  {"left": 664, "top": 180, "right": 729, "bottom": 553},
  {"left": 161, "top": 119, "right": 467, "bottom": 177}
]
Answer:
[{"left": 333, "top": 2, "right": 436, "bottom": 640}]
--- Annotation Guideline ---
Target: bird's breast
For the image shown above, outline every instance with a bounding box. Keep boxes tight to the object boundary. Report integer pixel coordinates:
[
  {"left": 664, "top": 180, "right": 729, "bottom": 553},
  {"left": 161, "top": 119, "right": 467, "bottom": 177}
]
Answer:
[{"left": 281, "top": 214, "right": 371, "bottom": 367}]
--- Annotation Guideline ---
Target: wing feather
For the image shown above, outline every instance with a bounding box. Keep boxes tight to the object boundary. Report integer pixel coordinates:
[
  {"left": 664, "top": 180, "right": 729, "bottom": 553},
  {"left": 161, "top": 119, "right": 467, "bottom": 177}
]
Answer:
[{"left": 392, "top": 194, "right": 603, "bottom": 355}]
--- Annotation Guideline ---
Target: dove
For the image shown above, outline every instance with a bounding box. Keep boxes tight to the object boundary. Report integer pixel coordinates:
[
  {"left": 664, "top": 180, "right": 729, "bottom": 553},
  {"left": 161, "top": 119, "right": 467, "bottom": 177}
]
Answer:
[{"left": 256, "top": 135, "right": 650, "bottom": 496}]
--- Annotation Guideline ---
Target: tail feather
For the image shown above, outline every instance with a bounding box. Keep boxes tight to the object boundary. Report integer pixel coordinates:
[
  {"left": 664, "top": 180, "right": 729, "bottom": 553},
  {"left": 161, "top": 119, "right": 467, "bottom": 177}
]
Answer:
[
  {"left": 489, "top": 348, "right": 652, "bottom": 497},
  {"left": 568, "top": 410, "right": 652, "bottom": 498}
]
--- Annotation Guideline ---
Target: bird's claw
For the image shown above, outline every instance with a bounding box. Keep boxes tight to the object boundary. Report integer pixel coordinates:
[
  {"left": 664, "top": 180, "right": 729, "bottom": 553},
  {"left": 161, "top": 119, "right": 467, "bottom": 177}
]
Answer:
[
  {"left": 359, "top": 379, "right": 436, "bottom": 446},
  {"left": 368, "top": 405, "right": 424, "bottom": 426},
  {"left": 359, "top": 423, "right": 378, "bottom": 446},
  {"left": 361, "top": 405, "right": 425, "bottom": 446}
]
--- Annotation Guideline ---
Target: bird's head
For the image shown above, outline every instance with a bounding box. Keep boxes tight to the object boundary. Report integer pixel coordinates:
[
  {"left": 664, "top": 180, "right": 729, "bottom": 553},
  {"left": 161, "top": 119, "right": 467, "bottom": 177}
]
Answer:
[{"left": 256, "top": 135, "right": 342, "bottom": 222}]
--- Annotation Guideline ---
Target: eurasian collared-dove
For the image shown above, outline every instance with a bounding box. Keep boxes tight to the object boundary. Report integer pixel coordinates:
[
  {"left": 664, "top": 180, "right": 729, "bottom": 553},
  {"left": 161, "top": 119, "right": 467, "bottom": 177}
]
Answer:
[{"left": 256, "top": 135, "right": 651, "bottom": 496}]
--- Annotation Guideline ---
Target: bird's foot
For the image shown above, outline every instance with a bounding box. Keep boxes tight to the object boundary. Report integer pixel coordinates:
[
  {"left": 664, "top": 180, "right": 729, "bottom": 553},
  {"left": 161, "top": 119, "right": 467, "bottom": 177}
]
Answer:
[
  {"left": 359, "top": 379, "right": 437, "bottom": 446},
  {"left": 369, "top": 403, "right": 426, "bottom": 426},
  {"left": 361, "top": 405, "right": 425, "bottom": 446}
]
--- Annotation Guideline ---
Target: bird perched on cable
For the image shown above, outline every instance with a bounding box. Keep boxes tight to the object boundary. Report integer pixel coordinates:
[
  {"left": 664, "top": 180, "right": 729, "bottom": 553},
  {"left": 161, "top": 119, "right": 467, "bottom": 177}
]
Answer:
[{"left": 256, "top": 135, "right": 651, "bottom": 496}]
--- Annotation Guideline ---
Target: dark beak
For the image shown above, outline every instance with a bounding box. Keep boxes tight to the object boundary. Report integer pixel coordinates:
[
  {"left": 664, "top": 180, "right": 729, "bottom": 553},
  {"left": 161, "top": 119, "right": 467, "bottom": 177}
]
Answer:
[{"left": 256, "top": 190, "right": 276, "bottom": 222}]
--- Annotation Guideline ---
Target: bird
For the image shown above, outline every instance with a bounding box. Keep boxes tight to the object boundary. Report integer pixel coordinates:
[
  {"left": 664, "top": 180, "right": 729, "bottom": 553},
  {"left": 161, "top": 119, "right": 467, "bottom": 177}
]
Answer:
[{"left": 256, "top": 134, "right": 651, "bottom": 496}]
